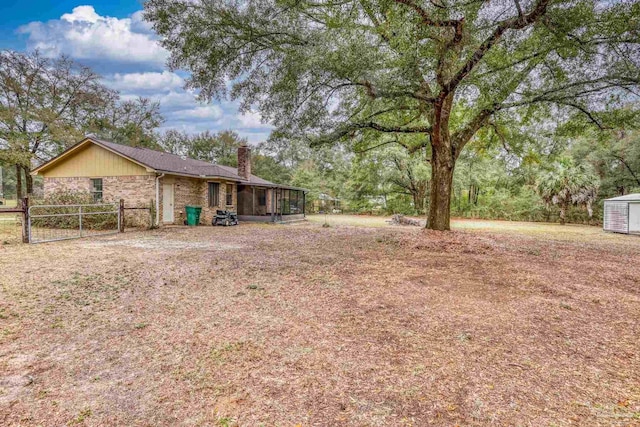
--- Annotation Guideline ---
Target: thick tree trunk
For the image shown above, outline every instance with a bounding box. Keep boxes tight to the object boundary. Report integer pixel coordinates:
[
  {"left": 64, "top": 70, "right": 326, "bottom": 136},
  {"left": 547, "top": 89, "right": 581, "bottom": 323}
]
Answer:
[
  {"left": 412, "top": 192, "right": 420, "bottom": 213},
  {"left": 427, "top": 145, "right": 455, "bottom": 230},
  {"left": 412, "top": 188, "right": 426, "bottom": 214},
  {"left": 15, "top": 164, "right": 23, "bottom": 200},
  {"left": 559, "top": 204, "right": 567, "bottom": 225},
  {"left": 24, "top": 165, "right": 33, "bottom": 196}
]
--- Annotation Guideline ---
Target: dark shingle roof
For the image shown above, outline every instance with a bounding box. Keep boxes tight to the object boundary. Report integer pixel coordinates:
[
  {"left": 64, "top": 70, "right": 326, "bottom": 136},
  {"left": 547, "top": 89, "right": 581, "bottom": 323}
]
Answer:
[
  {"left": 34, "top": 136, "right": 306, "bottom": 190},
  {"left": 93, "top": 138, "right": 245, "bottom": 181}
]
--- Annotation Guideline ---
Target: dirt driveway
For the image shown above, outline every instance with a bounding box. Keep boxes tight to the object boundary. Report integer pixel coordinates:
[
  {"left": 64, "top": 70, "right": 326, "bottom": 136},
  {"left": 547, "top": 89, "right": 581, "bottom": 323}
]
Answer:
[{"left": 1, "top": 220, "right": 639, "bottom": 426}]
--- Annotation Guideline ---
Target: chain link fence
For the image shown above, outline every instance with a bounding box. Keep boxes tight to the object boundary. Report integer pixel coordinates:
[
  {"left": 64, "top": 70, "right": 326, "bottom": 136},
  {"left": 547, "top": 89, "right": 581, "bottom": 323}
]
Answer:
[{"left": 28, "top": 203, "right": 120, "bottom": 244}]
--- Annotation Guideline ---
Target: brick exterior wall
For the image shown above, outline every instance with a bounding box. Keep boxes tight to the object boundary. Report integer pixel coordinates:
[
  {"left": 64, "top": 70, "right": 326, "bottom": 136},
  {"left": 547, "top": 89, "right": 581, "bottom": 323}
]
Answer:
[
  {"left": 44, "top": 175, "right": 238, "bottom": 227},
  {"left": 237, "top": 145, "right": 251, "bottom": 180},
  {"left": 159, "top": 176, "right": 237, "bottom": 225},
  {"left": 43, "top": 176, "right": 156, "bottom": 227},
  {"left": 200, "top": 181, "right": 237, "bottom": 225},
  {"left": 44, "top": 176, "right": 156, "bottom": 204},
  {"left": 44, "top": 176, "right": 92, "bottom": 194}
]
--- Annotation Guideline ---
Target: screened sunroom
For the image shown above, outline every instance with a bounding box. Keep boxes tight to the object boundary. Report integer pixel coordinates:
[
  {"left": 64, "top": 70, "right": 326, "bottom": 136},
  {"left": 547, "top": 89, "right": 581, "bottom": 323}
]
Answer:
[{"left": 237, "top": 185, "right": 307, "bottom": 222}]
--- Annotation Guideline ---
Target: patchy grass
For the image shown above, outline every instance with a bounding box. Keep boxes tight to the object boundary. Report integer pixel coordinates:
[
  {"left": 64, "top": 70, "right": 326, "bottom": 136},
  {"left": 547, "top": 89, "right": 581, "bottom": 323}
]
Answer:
[
  {"left": 451, "top": 218, "right": 615, "bottom": 240},
  {"left": 307, "top": 213, "right": 391, "bottom": 227},
  {"left": 0, "top": 219, "right": 639, "bottom": 426},
  {"left": 0, "top": 213, "right": 21, "bottom": 244},
  {"left": 310, "top": 214, "right": 612, "bottom": 239}
]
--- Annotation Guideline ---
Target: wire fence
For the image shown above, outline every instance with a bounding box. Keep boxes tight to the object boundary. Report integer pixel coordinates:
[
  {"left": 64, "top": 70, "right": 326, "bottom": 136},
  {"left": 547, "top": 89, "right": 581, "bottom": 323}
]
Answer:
[
  {"left": 122, "top": 199, "right": 155, "bottom": 230},
  {"left": 1, "top": 198, "right": 153, "bottom": 244},
  {"left": 28, "top": 203, "right": 120, "bottom": 244}
]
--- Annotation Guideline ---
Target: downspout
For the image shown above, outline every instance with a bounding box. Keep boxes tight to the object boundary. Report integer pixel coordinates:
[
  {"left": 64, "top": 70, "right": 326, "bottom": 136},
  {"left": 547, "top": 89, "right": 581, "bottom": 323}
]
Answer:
[{"left": 155, "top": 173, "right": 165, "bottom": 226}]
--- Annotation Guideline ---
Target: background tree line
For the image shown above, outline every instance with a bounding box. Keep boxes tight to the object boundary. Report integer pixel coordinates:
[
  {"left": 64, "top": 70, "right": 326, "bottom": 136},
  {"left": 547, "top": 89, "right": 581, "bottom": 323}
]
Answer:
[
  {"left": 145, "top": 0, "right": 639, "bottom": 229},
  {"left": 0, "top": 50, "right": 162, "bottom": 199},
  {"left": 1, "top": 49, "right": 638, "bottom": 224}
]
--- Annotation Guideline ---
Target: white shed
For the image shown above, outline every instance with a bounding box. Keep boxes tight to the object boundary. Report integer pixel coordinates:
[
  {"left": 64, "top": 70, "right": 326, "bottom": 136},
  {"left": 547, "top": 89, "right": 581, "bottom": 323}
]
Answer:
[{"left": 603, "top": 194, "right": 640, "bottom": 234}]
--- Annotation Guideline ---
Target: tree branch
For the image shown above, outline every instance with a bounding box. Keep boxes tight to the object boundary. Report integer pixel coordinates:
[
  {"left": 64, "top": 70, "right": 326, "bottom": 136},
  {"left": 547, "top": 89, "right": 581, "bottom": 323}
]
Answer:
[
  {"left": 514, "top": 0, "right": 523, "bottom": 17},
  {"left": 359, "top": 80, "right": 436, "bottom": 103},
  {"left": 612, "top": 154, "right": 640, "bottom": 187},
  {"left": 394, "top": 0, "right": 461, "bottom": 27},
  {"left": 451, "top": 105, "right": 499, "bottom": 153},
  {"left": 353, "top": 138, "right": 407, "bottom": 153},
  {"left": 352, "top": 121, "right": 432, "bottom": 134},
  {"left": 442, "top": 0, "right": 550, "bottom": 93},
  {"left": 312, "top": 121, "right": 432, "bottom": 146},
  {"left": 558, "top": 101, "right": 608, "bottom": 130}
]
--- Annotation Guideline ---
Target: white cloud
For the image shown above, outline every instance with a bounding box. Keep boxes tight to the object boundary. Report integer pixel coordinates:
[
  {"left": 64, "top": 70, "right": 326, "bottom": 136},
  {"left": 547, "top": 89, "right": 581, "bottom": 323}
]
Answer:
[
  {"left": 236, "top": 131, "right": 271, "bottom": 145},
  {"left": 106, "top": 71, "right": 184, "bottom": 92},
  {"left": 15, "top": 6, "right": 274, "bottom": 140},
  {"left": 18, "top": 6, "right": 168, "bottom": 68},
  {"left": 158, "top": 91, "right": 201, "bottom": 111},
  {"left": 159, "top": 121, "right": 269, "bottom": 144},
  {"left": 237, "top": 110, "right": 272, "bottom": 129},
  {"left": 130, "top": 11, "right": 154, "bottom": 34},
  {"left": 172, "top": 105, "right": 224, "bottom": 120},
  {"left": 60, "top": 5, "right": 100, "bottom": 23}
]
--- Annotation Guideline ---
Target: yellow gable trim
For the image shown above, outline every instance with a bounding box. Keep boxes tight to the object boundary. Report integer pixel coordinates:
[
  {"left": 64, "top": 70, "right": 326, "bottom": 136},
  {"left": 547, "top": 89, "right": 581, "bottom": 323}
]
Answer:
[
  {"left": 37, "top": 141, "right": 153, "bottom": 178},
  {"left": 33, "top": 138, "right": 157, "bottom": 175},
  {"left": 31, "top": 138, "right": 93, "bottom": 174}
]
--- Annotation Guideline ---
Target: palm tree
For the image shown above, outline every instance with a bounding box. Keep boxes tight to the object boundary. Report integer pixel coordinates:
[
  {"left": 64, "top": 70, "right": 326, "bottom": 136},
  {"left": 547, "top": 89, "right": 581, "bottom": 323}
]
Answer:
[
  {"left": 537, "top": 160, "right": 600, "bottom": 224},
  {"left": 572, "top": 184, "right": 598, "bottom": 220}
]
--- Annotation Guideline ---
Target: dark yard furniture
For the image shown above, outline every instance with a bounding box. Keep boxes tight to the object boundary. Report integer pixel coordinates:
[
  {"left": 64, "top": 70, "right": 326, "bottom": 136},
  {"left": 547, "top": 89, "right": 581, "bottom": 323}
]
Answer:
[{"left": 213, "top": 210, "right": 238, "bottom": 226}]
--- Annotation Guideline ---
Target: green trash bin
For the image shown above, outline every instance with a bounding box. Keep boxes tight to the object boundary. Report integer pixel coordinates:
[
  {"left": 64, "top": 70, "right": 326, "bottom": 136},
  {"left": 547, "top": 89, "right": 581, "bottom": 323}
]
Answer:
[{"left": 185, "top": 205, "right": 202, "bottom": 226}]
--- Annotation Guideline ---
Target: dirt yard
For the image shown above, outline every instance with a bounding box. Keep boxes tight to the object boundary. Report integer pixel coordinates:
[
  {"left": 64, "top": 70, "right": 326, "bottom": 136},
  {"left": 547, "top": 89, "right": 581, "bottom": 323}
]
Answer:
[{"left": 1, "top": 217, "right": 639, "bottom": 426}]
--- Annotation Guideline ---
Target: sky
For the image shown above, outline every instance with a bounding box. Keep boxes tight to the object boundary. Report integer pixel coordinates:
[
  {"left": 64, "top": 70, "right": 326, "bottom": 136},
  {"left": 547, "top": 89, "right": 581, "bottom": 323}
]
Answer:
[{"left": 0, "top": 1, "right": 273, "bottom": 144}]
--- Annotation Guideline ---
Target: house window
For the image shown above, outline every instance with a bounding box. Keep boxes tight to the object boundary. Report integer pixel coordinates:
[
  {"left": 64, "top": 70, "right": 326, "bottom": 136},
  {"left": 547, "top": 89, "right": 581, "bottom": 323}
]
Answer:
[
  {"left": 90, "top": 178, "right": 103, "bottom": 202},
  {"left": 226, "top": 184, "right": 233, "bottom": 206},
  {"left": 208, "top": 182, "right": 219, "bottom": 207},
  {"left": 257, "top": 189, "right": 266, "bottom": 206}
]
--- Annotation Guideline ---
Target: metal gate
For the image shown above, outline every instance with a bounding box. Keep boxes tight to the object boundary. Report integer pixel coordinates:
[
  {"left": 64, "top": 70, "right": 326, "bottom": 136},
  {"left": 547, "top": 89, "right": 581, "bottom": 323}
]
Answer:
[{"left": 28, "top": 203, "right": 120, "bottom": 244}]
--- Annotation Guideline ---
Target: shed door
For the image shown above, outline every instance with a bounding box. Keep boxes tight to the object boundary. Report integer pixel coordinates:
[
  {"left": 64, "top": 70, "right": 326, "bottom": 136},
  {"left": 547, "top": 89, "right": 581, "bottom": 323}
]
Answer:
[
  {"left": 162, "top": 183, "right": 174, "bottom": 223},
  {"left": 629, "top": 203, "right": 640, "bottom": 233}
]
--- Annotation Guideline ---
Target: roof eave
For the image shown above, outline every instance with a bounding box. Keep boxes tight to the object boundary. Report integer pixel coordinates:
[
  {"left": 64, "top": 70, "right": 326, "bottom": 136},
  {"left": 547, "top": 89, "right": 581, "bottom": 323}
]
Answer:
[
  {"left": 246, "top": 183, "right": 308, "bottom": 192},
  {"left": 156, "top": 170, "right": 247, "bottom": 182},
  {"left": 605, "top": 198, "right": 640, "bottom": 202}
]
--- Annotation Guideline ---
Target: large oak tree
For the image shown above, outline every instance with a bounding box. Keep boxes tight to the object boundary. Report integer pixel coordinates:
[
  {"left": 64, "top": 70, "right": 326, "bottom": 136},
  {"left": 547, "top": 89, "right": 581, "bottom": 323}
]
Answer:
[
  {"left": 0, "top": 51, "right": 164, "bottom": 198},
  {"left": 145, "top": 0, "right": 639, "bottom": 229},
  {"left": 0, "top": 51, "right": 111, "bottom": 197}
]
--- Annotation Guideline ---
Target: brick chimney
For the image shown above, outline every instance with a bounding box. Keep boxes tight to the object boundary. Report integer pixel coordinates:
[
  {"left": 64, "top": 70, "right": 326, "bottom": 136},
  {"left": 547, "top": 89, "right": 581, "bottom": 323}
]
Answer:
[{"left": 237, "top": 144, "right": 251, "bottom": 180}]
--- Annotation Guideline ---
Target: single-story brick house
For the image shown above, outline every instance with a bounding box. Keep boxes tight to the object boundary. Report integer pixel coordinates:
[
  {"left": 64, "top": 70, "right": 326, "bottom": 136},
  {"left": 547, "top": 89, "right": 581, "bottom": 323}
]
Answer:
[{"left": 31, "top": 136, "right": 307, "bottom": 225}]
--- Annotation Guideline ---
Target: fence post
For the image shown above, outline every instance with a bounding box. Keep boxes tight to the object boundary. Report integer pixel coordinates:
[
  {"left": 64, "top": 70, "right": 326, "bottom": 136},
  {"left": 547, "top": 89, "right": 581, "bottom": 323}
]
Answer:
[
  {"left": 79, "top": 205, "right": 83, "bottom": 237},
  {"left": 119, "top": 199, "right": 125, "bottom": 232},
  {"left": 21, "top": 196, "right": 29, "bottom": 243}
]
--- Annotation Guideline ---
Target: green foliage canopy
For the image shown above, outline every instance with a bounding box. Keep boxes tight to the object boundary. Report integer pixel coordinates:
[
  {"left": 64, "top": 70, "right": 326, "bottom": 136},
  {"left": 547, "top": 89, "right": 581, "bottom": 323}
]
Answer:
[
  {"left": 145, "top": 0, "right": 640, "bottom": 229},
  {"left": 536, "top": 158, "right": 600, "bottom": 223}
]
